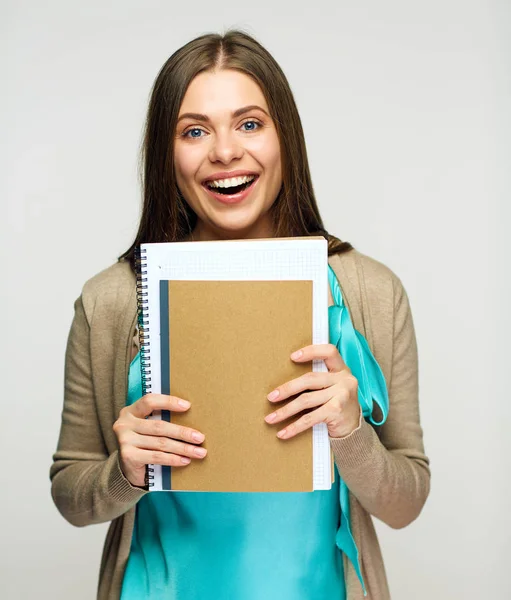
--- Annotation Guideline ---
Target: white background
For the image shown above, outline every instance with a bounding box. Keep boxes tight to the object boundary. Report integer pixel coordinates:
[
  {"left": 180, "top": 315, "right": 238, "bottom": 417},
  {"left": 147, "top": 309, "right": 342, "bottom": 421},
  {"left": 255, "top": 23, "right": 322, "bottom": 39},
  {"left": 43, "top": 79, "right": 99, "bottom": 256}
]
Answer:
[{"left": 2, "top": 1, "right": 509, "bottom": 598}]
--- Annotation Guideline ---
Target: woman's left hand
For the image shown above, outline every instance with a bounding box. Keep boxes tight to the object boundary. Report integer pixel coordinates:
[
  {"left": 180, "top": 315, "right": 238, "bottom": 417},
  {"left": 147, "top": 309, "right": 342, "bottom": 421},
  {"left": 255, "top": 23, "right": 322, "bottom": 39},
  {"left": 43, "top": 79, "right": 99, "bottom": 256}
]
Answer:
[{"left": 264, "top": 344, "right": 361, "bottom": 439}]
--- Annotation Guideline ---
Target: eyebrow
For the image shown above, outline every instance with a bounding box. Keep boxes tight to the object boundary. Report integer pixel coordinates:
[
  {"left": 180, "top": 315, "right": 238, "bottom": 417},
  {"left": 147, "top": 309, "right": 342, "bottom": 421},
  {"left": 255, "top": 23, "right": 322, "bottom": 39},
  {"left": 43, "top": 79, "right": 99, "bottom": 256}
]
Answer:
[{"left": 176, "top": 104, "right": 270, "bottom": 124}]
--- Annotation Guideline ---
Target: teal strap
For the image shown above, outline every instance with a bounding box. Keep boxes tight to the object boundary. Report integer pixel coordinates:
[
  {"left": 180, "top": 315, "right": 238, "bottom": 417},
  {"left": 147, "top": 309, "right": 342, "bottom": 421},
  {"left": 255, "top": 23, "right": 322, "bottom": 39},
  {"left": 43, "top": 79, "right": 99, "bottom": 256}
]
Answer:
[
  {"left": 327, "top": 265, "right": 389, "bottom": 424},
  {"left": 327, "top": 264, "right": 390, "bottom": 596}
]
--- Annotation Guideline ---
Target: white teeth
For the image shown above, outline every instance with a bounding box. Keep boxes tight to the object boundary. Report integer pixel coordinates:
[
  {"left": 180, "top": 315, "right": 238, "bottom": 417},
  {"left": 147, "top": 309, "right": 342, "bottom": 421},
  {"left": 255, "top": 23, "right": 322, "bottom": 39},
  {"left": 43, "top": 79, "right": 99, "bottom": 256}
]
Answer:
[{"left": 206, "top": 175, "right": 255, "bottom": 188}]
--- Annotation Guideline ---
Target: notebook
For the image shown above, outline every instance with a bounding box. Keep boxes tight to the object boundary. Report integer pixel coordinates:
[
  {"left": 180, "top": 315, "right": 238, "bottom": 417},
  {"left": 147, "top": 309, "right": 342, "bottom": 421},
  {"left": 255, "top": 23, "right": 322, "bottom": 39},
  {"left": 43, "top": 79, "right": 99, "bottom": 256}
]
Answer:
[{"left": 136, "top": 237, "right": 332, "bottom": 492}]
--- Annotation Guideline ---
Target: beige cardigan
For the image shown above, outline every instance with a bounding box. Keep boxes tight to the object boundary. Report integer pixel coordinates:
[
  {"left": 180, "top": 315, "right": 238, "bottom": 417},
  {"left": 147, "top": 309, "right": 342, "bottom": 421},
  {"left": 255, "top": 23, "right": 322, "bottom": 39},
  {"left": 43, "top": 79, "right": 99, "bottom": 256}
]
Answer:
[{"left": 50, "top": 248, "right": 430, "bottom": 600}]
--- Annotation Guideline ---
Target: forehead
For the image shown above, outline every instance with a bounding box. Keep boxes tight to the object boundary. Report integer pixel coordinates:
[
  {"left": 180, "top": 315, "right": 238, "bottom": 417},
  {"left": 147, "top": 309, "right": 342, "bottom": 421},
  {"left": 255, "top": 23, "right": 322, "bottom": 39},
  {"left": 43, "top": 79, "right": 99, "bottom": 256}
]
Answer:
[{"left": 178, "top": 69, "right": 269, "bottom": 116}]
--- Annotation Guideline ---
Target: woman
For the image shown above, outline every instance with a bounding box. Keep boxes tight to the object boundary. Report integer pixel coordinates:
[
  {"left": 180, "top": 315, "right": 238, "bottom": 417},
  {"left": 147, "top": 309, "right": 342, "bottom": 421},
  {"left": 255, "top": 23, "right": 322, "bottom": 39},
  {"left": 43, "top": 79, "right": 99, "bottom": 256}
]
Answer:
[{"left": 50, "top": 30, "right": 430, "bottom": 600}]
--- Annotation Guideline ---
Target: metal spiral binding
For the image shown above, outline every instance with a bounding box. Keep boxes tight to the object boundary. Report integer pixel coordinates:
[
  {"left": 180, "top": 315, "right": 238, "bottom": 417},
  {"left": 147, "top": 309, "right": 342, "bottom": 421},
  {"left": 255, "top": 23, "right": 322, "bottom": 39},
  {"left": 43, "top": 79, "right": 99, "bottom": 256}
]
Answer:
[{"left": 135, "top": 246, "right": 155, "bottom": 489}]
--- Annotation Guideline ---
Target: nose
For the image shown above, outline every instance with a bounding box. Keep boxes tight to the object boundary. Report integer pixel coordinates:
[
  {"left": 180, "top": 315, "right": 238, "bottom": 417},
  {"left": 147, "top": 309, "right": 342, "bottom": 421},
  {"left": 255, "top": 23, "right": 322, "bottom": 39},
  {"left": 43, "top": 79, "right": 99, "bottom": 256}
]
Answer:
[{"left": 208, "top": 129, "right": 243, "bottom": 165}]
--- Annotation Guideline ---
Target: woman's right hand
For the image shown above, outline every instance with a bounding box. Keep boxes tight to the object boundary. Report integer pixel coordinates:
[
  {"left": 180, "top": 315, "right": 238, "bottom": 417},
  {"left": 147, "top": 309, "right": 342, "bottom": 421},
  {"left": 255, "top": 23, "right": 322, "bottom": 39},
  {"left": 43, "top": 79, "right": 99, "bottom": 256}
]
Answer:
[{"left": 113, "top": 394, "right": 207, "bottom": 487}]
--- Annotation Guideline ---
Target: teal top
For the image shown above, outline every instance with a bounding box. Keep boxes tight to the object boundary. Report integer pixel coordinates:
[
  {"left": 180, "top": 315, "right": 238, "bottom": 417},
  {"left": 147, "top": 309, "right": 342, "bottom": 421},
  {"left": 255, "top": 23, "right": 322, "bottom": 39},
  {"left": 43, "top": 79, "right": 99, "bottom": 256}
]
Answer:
[{"left": 120, "top": 265, "right": 389, "bottom": 600}]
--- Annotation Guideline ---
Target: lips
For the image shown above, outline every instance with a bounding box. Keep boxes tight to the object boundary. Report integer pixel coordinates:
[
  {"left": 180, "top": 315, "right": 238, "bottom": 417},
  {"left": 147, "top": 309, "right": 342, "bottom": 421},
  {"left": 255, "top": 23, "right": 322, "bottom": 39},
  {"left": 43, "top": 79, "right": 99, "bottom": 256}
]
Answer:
[
  {"left": 201, "top": 173, "right": 259, "bottom": 205},
  {"left": 205, "top": 175, "right": 256, "bottom": 195}
]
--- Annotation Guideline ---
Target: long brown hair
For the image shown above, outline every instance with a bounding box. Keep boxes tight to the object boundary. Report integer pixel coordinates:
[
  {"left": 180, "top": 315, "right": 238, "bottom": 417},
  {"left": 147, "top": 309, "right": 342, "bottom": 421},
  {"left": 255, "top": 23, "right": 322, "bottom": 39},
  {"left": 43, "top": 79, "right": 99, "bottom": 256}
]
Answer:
[{"left": 120, "top": 30, "right": 353, "bottom": 268}]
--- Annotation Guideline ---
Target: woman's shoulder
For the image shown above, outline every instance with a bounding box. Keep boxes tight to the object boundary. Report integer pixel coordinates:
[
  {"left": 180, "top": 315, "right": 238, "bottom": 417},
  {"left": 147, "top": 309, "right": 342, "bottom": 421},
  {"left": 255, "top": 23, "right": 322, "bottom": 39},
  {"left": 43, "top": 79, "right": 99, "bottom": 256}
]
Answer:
[
  {"left": 79, "top": 260, "right": 136, "bottom": 319},
  {"left": 81, "top": 259, "right": 135, "bottom": 296},
  {"left": 331, "top": 248, "right": 413, "bottom": 371},
  {"left": 331, "top": 248, "right": 405, "bottom": 304}
]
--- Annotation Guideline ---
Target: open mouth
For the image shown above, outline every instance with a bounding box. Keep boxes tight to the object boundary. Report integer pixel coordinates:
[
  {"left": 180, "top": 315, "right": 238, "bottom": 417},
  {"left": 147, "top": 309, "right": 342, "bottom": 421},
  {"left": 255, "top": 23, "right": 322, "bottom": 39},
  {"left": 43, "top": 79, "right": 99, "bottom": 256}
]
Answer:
[{"left": 203, "top": 175, "right": 258, "bottom": 195}]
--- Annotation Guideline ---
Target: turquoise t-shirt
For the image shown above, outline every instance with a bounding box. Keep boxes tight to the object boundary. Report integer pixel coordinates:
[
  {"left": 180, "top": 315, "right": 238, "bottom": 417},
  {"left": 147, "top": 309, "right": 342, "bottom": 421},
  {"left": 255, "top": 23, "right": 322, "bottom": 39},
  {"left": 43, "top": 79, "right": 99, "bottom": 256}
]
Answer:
[
  {"left": 120, "top": 264, "right": 390, "bottom": 599},
  {"left": 120, "top": 351, "right": 346, "bottom": 600}
]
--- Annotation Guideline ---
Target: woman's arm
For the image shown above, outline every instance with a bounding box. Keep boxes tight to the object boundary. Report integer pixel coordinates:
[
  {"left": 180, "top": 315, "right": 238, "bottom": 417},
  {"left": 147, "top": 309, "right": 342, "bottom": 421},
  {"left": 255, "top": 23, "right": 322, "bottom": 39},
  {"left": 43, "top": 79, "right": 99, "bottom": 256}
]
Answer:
[
  {"left": 50, "top": 296, "right": 147, "bottom": 527},
  {"left": 330, "top": 275, "right": 430, "bottom": 529}
]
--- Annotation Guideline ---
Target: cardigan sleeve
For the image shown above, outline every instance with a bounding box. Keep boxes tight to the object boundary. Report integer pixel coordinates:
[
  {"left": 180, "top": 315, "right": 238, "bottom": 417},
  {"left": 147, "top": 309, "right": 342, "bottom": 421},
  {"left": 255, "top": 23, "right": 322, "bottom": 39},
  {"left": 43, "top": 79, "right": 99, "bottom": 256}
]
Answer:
[
  {"left": 329, "top": 274, "right": 430, "bottom": 529},
  {"left": 49, "top": 295, "right": 147, "bottom": 527}
]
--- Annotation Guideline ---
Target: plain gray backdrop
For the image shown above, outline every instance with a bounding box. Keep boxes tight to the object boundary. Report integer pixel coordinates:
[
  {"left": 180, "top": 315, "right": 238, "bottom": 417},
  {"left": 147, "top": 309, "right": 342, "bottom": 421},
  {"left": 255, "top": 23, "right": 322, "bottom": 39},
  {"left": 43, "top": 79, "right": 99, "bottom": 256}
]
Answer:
[{"left": 3, "top": 1, "right": 510, "bottom": 598}]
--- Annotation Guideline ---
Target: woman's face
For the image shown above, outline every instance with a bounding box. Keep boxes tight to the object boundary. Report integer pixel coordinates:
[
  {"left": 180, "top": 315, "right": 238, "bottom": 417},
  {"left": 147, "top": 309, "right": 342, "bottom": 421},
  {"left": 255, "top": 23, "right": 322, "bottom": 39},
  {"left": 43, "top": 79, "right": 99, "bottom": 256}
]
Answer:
[{"left": 174, "top": 69, "right": 282, "bottom": 241}]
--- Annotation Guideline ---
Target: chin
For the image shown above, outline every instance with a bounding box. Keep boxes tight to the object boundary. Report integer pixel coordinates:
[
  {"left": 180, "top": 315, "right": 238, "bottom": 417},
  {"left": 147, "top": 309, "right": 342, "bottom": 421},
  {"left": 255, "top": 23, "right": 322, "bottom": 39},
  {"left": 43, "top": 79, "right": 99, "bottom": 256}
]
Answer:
[
  {"left": 213, "top": 222, "right": 257, "bottom": 238},
  {"left": 211, "top": 211, "right": 266, "bottom": 237}
]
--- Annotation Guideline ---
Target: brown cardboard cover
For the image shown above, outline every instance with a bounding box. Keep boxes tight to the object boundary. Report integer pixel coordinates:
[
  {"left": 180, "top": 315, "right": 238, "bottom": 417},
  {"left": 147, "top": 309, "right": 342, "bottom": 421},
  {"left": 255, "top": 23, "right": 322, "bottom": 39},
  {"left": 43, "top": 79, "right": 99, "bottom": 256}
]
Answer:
[{"left": 166, "top": 279, "right": 314, "bottom": 492}]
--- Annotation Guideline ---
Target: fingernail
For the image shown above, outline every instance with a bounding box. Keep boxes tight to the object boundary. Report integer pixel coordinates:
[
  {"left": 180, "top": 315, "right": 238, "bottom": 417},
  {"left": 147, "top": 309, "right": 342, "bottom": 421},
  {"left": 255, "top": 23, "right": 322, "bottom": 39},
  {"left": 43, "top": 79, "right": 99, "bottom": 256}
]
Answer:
[
  {"left": 192, "top": 432, "right": 204, "bottom": 442},
  {"left": 181, "top": 457, "right": 191, "bottom": 464},
  {"left": 194, "top": 447, "right": 207, "bottom": 458},
  {"left": 277, "top": 429, "right": 287, "bottom": 438},
  {"left": 265, "top": 412, "right": 277, "bottom": 423},
  {"left": 290, "top": 350, "right": 303, "bottom": 359},
  {"left": 178, "top": 399, "right": 190, "bottom": 408},
  {"left": 267, "top": 390, "right": 279, "bottom": 401}
]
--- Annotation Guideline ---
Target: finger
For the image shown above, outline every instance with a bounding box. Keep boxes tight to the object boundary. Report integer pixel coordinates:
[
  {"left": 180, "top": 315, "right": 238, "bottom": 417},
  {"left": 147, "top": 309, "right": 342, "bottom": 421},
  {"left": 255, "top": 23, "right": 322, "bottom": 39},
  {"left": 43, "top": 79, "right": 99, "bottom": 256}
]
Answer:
[
  {"left": 290, "top": 343, "right": 349, "bottom": 373},
  {"left": 267, "top": 371, "right": 336, "bottom": 403},
  {"left": 276, "top": 403, "right": 334, "bottom": 440},
  {"left": 130, "top": 447, "right": 196, "bottom": 467},
  {"left": 265, "top": 387, "right": 332, "bottom": 425},
  {"left": 132, "top": 417, "right": 205, "bottom": 445},
  {"left": 131, "top": 432, "right": 208, "bottom": 459},
  {"left": 128, "top": 394, "right": 191, "bottom": 419}
]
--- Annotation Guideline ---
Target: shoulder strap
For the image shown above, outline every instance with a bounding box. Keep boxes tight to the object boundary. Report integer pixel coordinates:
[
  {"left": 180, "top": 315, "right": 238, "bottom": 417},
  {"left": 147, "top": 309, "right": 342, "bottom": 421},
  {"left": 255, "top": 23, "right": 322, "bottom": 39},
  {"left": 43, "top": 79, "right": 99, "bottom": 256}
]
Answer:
[
  {"left": 327, "top": 261, "right": 389, "bottom": 426},
  {"left": 328, "top": 251, "right": 368, "bottom": 340}
]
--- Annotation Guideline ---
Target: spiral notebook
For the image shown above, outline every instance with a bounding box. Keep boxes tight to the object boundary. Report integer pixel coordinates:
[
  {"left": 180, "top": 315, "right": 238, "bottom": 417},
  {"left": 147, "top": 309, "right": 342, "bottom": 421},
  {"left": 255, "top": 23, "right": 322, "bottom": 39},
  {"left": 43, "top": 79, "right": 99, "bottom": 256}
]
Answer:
[{"left": 137, "top": 237, "right": 333, "bottom": 492}]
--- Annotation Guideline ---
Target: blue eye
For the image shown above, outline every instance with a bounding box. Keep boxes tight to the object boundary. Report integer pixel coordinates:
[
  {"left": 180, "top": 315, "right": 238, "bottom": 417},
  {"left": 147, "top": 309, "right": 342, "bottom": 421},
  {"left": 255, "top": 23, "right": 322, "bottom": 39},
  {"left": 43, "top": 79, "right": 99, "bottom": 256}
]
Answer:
[
  {"left": 241, "top": 120, "right": 260, "bottom": 132},
  {"left": 184, "top": 128, "right": 205, "bottom": 139}
]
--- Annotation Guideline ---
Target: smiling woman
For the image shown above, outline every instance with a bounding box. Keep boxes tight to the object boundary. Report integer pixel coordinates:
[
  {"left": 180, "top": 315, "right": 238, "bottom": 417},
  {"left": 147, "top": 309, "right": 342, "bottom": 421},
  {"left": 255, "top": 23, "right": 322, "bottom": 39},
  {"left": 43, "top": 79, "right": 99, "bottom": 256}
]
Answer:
[
  {"left": 173, "top": 70, "right": 282, "bottom": 236},
  {"left": 50, "top": 29, "right": 430, "bottom": 600}
]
